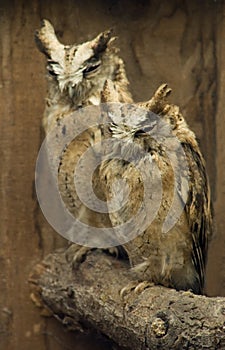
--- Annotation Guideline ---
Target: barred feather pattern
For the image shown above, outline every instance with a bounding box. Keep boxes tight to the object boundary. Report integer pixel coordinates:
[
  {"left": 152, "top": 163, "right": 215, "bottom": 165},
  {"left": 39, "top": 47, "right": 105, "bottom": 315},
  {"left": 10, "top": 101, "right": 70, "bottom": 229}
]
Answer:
[
  {"left": 35, "top": 20, "right": 132, "bottom": 231},
  {"left": 99, "top": 82, "right": 212, "bottom": 294}
]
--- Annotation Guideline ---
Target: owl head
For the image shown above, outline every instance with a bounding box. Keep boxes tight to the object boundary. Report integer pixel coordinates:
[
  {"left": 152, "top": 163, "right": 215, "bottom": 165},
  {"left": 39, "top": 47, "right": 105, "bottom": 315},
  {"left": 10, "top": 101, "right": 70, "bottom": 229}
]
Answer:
[{"left": 35, "top": 20, "right": 124, "bottom": 104}]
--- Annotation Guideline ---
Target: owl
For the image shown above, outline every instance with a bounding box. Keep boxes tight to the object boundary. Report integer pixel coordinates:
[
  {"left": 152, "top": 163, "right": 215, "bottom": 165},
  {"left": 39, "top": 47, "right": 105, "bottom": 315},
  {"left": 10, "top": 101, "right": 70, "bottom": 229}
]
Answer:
[
  {"left": 35, "top": 20, "right": 132, "bottom": 260},
  {"left": 35, "top": 19, "right": 132, "bottom": 132},
  {"left": 99, "top": 81, "right": 212, "bottom": 294}
]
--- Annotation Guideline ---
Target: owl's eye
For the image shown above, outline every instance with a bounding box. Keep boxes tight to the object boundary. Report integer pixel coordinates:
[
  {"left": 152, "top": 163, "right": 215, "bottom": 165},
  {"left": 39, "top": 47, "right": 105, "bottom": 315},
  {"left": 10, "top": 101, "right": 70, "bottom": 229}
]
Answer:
[
  {"left": 83, "top": 62, "right": 101, "bottom": 77},
  {"left": 142, "top": 125, "right": 155, "bottom": 133},
  {"left": 134, "top": 129, "right": 145, "bottom": 137},
  {"left": 134, "top": 124, "right": 155, "bottom": 137}
]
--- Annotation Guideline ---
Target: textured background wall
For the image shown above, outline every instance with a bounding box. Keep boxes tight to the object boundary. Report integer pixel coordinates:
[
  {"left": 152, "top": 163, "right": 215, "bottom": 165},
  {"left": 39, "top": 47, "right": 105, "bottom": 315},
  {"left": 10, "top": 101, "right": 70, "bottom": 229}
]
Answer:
[{"left": 0, "top": 0, "right": 225, "bottom": 349}]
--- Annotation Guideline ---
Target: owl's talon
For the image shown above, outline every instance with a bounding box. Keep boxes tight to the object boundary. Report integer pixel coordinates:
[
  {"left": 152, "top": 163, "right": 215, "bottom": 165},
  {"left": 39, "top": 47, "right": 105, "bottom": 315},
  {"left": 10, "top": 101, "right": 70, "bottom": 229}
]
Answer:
[
  {"left": 66, "top": 244, "right": 92, "bottom": 269},
  {"left": 120, "top": 281, "right": 154, "bottom": 298},
  {"left": 181, "top": 290, "right": 194, "bottom": 297},
  {"left": 103, "top": 246, "right": 128, "bottom": 260},
  {"left": 134, "top": 281, "right": 154, "bottom": 293},
  {"left": 71, "top": 247, "right": 91, "bottom": 269},
  {"left": 104, "top": 247, "right": 120, "bottom": 258},
  {"left": 120, "top": 281, "right": 139, "bottom": 298}
]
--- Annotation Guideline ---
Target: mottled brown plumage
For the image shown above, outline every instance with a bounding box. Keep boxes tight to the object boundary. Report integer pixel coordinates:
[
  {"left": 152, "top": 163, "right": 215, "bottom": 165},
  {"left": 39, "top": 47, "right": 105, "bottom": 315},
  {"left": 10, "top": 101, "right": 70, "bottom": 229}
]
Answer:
[
  {"left": 36, "top": 21, "right": 212, "bottom": 294},
  {"left": 99, "top": 82, "right": 212, "bottom": 294},
  {"left": 35, "top": 20, "right": 132, "bottom": 259},
  {"left": 35, "top": 19, "right": 132, "bottom": 132}
]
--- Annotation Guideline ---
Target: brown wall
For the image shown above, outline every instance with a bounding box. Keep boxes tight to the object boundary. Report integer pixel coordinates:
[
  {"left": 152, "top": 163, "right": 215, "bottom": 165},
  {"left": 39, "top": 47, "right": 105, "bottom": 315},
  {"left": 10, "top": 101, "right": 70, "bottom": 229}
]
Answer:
[{"left": 0, "top": 1, "right": 225, "bottom": 349}]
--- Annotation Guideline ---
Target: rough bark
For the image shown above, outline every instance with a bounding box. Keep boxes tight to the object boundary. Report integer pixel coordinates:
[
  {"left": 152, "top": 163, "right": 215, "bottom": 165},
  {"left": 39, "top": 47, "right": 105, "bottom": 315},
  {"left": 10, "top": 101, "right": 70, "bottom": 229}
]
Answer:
[{"left": 29, "top": 250, "right": 225, "bottom": 350}]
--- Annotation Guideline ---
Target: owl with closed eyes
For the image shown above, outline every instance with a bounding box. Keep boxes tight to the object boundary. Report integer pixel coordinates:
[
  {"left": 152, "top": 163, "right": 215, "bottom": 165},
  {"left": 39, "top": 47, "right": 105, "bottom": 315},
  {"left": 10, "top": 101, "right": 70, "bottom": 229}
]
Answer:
[
  {"left": 35, "top": 20, "right": 132, "bottom": 257},
  {"left": 35, "top": 19, "right": 132, "bottom": 131},
  {"left": 99, "top": 81, "right": 212, "bottom": 294}
]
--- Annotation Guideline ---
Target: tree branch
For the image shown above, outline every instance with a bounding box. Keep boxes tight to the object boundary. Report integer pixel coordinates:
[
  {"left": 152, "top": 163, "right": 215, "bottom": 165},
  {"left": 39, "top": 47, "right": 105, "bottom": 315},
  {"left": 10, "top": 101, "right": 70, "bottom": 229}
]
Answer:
[{"left": 29, "top": 250, "right": 225, "bottom": 349}]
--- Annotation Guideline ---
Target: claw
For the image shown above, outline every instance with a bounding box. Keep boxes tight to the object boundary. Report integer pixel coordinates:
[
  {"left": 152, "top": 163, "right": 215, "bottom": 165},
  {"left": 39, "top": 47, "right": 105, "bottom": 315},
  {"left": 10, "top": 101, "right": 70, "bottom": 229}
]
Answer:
[
  {"left": 120, "top": 280, "right": 154, "bottom": 298},
  {"left": 72, "top": 246, "right": 92, "bottom": 269},
  {"left": 103, "top": 245, "right": 128, "bottom": 260},
  {"left": 120, "top": 281, "right": 139, "bottom": 298},
  {"left": 66, "top": 244, "right": 92, "bottom": 269},
  {"left": 134, "top": 281, "right": 154, "bottom": 293}
]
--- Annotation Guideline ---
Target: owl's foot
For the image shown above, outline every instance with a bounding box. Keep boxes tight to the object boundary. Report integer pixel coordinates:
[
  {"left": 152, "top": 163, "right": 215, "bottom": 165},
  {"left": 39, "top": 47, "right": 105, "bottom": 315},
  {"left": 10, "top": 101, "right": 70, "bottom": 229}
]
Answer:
[
  {"left": 120, "top": 280, "right": 154, "bottom": 298},
  {"left": 103, "top": 245, "right": 128, "bottom": 260},
  {"left": 66, "top": 244, "right": 94, "bottom": 269},
  {"left": 66, "top": 244, "right": 128, "bottom": 270}
]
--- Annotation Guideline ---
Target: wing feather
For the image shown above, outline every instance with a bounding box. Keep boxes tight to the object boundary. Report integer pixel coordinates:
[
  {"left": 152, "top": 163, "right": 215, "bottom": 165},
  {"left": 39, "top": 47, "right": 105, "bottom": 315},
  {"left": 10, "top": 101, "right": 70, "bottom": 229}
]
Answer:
[{"left": 182, "top": 142, "right": 213, "bottom": 292}]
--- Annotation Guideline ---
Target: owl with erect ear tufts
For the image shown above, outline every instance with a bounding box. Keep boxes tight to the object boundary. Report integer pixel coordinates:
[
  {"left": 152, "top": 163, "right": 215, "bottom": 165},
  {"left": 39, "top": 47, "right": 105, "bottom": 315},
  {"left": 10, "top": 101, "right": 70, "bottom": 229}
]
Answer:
[
  {"left": 35, "top": 19, "right": 132, "bottom": 132},
  {"left": 99, "top": 80, "right": 213, "bottom": 295},
  {"left": 35, "top": 21, "right": 132, "bottom": 259}
]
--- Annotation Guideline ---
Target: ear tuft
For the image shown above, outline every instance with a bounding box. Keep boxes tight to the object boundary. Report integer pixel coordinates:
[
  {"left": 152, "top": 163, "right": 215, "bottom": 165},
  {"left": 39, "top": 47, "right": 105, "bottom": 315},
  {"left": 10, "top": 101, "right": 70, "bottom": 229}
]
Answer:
[
  {"left": 138, "top": 84, "right": 172, "bottom": 112},
  {"left": 92, "top": 29, "right": 114, "bottom": 55},
  {"left": 101, "top": 79, "right": 120, "bottom": 103},
  {"left": 35, "top": 19, "right": 64, "bottom": 61}
]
